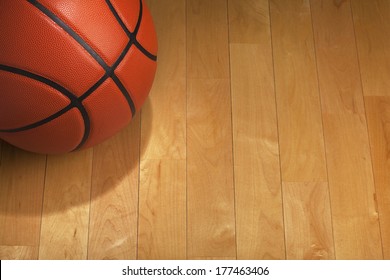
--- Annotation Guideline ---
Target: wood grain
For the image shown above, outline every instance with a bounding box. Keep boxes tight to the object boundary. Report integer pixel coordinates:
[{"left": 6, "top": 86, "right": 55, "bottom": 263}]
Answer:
[
  {"left": 270, "top": 0, "right": 333, "bottom": 259},
  {"left": 0, "top": 143, "right": 46, "bottom": 260},
  {"left": 228, "top": 0, "right": 270, "bottom": 44},
  {"left": 139, "top": 160, "right": 186, "bottom": 259},
  {"left": 351, "top": 0, "right": 390, "bottom": 97},
  {"left": 229, "top": 0, "right": 285, "bottom": 260},
  {"left": 270, "top": 0, "right": 327, "bottom": 182},
  {"left": 187, "top": 0, "right": 230, "bottom": 80},
  {"left": 310, "top": 0, "right": 382, "bottom": 259},
  {"left": 0, "top": 246, "right": 36, "bottom": 260},
  {"left": 187, "top": 0, "right": 236, "bottom": 259},
  {"left": 88, "top": 118, "right": 141, "bottom": 260},
  {"left": 230, "top": 45, "right": 285, "bottom": 260},
  {"left": 283, "top": 182, "right": 334, "bottom": 259},
  {"left": 352, "top": 0, "right": 390, "bottom": 260},
  {"left": 138, "top": 0, "right": 187, "bottom": 260},
  {"left": 365, "top": 97, "right": 390, "bottom": 259},
  {"left": 187, "top": 79, "right": 236, "bottom": 259},
  {"left": 38, "top": 150, "right": 92, "bottom": 259}
]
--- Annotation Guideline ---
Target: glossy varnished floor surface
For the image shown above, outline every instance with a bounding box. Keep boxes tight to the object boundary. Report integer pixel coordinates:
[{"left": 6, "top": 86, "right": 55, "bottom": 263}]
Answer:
[{"left": 1, "top": 0, "right": 390, "bottom": 260}]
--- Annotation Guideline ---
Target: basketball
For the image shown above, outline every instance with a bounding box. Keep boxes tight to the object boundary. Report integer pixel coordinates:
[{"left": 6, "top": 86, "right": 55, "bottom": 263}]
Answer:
[{"left": 0, "top": 0, "right": 157, "bottom": 154}]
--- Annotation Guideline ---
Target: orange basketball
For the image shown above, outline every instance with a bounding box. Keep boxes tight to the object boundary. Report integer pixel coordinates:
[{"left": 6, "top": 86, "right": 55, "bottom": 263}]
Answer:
[{"left": 0, "top": 0, "right": 157, "bottom": 154}]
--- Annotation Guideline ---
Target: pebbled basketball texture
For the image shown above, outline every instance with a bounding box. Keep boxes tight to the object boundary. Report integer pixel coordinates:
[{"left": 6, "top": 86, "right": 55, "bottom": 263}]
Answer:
[{"left": 0, "top": 0, "right": 158, "bottom": 154}]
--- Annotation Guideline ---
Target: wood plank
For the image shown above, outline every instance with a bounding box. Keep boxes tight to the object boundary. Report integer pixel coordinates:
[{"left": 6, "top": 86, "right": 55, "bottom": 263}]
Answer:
[
  {"left": 38, "top": 150, "right": 92, "bottom": 260},
  {"left": 230, "top": 44, "right": 285, "bottom": 260},
  {"left": 228, "top": 0, "right": 285, "bottom": 260},
  {"left": 310, "top": 0, "right": 382, "bottom": 259},
  {"left": 352, "top": 0, "right": 390, "bottom": 259},
  {"left": 365, "top": 97, "right": 390, "bottom": 259},
  {"left": 0, "top": 246, "right": 36, "bottom": 260},
  {"left": 228, "top": 0, "right": 270, "bottom": 44},
  {"left": 283, "top": 182, "right": 334, "bottom": 259},
  {"left": 0, "top": 143, "right": 46, "bottom": 260},
  {"left": 270, "top": 0, "right": 327, "bottom": 182},
  {"left": 88, "top": 117, "right": 140, "bottom": 260},
  {"left": 351, "top": 0, "right": 390, "bottom": 97},
  {"left": 138, "top": 0, "right": 187, "bottom": 260},
  {"left": 187, "top": 79, "right": 236, "bottom": 259},
  {"left": 187, "top": 0, "right": 230, "bottom": 80},
  {"left": 187, "top": 0, "right": 236, "bottom": 259},
  {"left": 138, "top": 160, "right": 186, "bottom": 259},
  {"left": 270, "top": 0, "right": 333, "bottom": 259}
]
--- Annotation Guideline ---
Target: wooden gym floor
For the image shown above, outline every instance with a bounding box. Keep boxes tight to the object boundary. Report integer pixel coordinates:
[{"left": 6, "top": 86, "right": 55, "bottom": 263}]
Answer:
[{"left": 1, "top": 0, "right": 390, "bottom": 260}]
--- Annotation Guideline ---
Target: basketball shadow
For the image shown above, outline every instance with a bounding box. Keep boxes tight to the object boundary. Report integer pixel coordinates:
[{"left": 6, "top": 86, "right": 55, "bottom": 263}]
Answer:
[{"left": 0, "top": 99, "right": 153, "bottom": 217}]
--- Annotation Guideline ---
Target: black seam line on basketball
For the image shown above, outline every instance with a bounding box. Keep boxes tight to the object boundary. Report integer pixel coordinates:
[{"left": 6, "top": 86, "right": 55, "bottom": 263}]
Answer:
[
  {"left": 106, "top": 0, "right": 157, "bottom": 62},
  {"left": 79, "top": 40, "right": 132, "bottom": 102},
  {"left": 27, "top": 0, "right": 136, "bottom": 117},
  {"left": 27, "top": 0, "right": 110, "bottom": 73},
  {"left": 134, "top": 41, "right": 157, "bottom": 61},
  {"left": 112, "top": 40, "right": 134, "bottom": 70},
  {"left": 105, "top": 0, "right": 141, "bottom": 38},
  {"left": 73, "top": 103, "right": 91, "bottom": 150},
  {"left": 79, "top": 75, "right": 108, "bottom": 102},
  {"left": 0, "top": 64, "right": 80, "bottom": 106},
  {"left": 103, "top": 0, "right": 137, "bottom": 66},
  {"left": 105, "top": 0, "right": 135, "bottom": 38},
  {"left": 132, "top": 0, "right": 157, "bottom": 61},
  {"left": 77, "top": 60, "right": 136, "bottom": 119},
  {"left": 0, "top": 65, "right": 91, "bottom": 146},
  {"left": 134, "top": 0, "right": 143, "bottom": 35},
  {"left": 0, "top": 104, "right": 71, "bottom": 133},
  {"left": 111, "top": 75, "right": 136, "bottom": 116}
]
